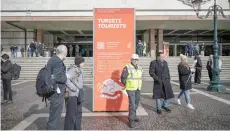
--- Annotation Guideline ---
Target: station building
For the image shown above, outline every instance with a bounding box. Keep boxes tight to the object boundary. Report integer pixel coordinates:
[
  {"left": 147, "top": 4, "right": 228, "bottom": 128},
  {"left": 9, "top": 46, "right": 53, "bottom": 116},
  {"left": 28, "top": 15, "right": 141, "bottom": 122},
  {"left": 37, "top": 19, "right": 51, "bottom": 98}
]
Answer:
[{"left": 1, "top": 0, "right": 230, "bottom": 57}]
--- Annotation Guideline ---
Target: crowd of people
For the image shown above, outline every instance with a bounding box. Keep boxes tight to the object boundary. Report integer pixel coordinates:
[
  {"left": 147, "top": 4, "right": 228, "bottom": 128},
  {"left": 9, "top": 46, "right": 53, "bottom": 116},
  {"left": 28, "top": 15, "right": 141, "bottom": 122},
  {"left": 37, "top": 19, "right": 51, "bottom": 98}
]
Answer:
[
  {"left": 7, "top": 40, "right": 46, "bottom": 58},
  {"left": 184, "top": 42, "right": 205, "bottom": 57},
  {"left": 3, "top": 39, "right": 88, "bottom": 58},
  {"left": 136, "top": 40, "right": 147, "bottom": 57},
  {"left": 1, "top": 44, "right": 223, "bottom": 129}
]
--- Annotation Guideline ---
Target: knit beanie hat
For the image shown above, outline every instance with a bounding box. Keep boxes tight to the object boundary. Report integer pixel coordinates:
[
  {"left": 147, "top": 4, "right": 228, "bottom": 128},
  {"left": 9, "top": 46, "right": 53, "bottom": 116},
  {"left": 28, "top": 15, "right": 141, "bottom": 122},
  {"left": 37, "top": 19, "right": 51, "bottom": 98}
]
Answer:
[{"left": 75, "top": 55, "right": 85, "bottom": 65}]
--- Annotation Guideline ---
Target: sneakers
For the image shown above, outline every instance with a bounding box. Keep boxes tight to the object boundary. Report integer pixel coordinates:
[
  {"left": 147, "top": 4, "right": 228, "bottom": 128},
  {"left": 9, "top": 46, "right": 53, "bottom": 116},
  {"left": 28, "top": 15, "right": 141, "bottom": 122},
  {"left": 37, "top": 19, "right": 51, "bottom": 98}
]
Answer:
[
  {"left": 1, "top": 100, "right": 8, "bottom": 105},
  {"left": 2, "top": 100, "right": 13, "bottom": 106},
  {"left": 176, "top": 99, "right": 181, "bottom": 105},
  {"left": 177, "top": 98, "right": 195, "bottom": 110},
  {"left": 187, "top": 104, "right": 195, "bottom": 110}
]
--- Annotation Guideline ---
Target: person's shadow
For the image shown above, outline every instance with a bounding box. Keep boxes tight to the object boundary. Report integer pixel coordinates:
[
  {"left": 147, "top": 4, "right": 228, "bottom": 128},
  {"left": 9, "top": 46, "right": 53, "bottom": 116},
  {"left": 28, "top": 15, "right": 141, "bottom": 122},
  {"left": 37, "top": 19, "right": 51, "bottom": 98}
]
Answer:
[
  {"left": 105, "top": 70, "right": 128, "bottom": 124},
  {"left": 104, "top": 70, "right": 124, "bottom": 111}
]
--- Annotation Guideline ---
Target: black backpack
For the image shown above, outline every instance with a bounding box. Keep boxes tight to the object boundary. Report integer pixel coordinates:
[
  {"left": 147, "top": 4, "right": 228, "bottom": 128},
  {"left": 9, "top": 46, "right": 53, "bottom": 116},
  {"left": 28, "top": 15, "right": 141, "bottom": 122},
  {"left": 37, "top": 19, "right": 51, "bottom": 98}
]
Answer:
[
  {"left": 36, "top": 66, "right": 56, "bottom": 106},
  {"left": 11, "top": 63, "right": 21, "bottom": 80}
]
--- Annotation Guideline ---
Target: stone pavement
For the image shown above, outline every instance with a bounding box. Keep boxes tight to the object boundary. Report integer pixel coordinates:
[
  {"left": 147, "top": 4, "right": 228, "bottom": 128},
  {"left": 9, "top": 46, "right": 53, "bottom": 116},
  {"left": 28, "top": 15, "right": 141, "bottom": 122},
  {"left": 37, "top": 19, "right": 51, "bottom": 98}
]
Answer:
[{"left": 1, "top": 80, "right": 230, "bottom": 130}]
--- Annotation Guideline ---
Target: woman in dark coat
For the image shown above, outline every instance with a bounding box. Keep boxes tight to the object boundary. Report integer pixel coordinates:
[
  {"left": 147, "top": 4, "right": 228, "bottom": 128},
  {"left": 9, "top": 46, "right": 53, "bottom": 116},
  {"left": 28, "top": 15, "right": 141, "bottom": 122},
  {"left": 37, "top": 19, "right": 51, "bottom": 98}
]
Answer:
[
  {"left": 1, "top": 54, "right": 13, "bottom": 105},
  {"left": 177, "top": 54, "right": 195, "bottom": 110}
]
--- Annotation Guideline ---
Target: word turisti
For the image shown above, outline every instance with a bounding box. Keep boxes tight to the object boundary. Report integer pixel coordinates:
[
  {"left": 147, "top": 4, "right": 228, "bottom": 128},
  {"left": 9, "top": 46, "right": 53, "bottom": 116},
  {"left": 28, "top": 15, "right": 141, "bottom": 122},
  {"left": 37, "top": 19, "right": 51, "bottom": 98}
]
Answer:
[{"left": 97, "top": 18, "right": 126, "bottom": 28}]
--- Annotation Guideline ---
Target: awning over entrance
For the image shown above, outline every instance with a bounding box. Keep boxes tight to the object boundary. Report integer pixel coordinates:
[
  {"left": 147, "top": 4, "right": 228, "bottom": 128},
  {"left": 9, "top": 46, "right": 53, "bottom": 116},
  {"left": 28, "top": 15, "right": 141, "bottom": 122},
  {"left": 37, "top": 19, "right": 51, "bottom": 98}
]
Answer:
[{"left": 2, "top": 20, "right": 230, "bottom": 31}]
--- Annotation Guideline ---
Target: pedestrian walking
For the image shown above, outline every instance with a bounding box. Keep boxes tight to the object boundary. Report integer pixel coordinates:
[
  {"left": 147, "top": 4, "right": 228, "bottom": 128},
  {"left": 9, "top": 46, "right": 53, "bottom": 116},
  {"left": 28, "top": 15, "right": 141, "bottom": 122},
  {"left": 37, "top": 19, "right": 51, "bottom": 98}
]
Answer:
[
  {"left": 143, "top": 41, "right": 147, "bottom": 56},
  {"left": 184, "top": 44, "right": 189, "bottom": 56},
  {"left": 46, "top": 45, "right": 68, "bottom": 130},
  {"left": 75, "top": 45, "right": 79, "bottom": 56},
  {"left": 206, "top": 55, "right": 213, "bottom": 81},
  {"left": 177, "top": 54, "right": 195, "bottom": 110},
  {"left": 193, "top": 55, "right": 202, "bottom": 84},
  {"left": 120, "top": 54, "right": 143, "bottom": 128},
  {"left": 64, "top": 55, "right": 85, "bottom": 130},
  {"left": 20, "top": 46, "right": 25, "bottom": 57},
  {"left": 149, "top": 53, "right": 174, "bottom": 114},
  {"left": 69, "top": 45, "right": 73, "bottom": 57},
  {"left": 1, "top": 54, "right": 13, "bottom": 105},
  {"left": 137, "top": 40, "right": 143, "bottom": 57}
]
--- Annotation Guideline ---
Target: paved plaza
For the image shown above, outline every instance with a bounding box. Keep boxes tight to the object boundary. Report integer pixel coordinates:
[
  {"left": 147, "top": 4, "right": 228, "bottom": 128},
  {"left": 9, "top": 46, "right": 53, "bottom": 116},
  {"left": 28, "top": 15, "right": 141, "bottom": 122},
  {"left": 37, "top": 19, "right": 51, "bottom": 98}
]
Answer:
[{"left": 1, "top": 80, "right": 230, "bottom": 130}]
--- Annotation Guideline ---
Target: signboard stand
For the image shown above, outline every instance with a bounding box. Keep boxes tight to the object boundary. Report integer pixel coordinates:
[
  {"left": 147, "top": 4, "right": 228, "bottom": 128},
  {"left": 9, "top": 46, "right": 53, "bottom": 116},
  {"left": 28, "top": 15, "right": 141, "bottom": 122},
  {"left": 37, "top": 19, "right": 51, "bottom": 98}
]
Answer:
[{"left": 93, "top": 8, "right": 135, "bottom": 112}]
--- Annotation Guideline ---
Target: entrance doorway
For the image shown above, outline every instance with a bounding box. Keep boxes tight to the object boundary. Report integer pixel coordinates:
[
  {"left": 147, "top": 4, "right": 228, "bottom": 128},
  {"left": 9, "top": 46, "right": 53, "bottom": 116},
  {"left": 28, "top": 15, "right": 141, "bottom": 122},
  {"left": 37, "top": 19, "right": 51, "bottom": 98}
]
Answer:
[{"left": 55, "top": 43, "right": 93, "bottom": 57}]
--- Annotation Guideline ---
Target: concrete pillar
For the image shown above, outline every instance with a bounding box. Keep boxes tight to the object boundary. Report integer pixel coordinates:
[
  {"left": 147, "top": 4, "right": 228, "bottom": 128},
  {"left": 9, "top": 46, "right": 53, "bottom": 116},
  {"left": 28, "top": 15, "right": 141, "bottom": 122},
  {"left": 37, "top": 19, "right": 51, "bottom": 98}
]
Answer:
[
  {"left": 149, "top": 29, "right": 156, "bottom": 57},
  {"left": 36, "top": 29, "right": 44, "bottom": 43},
  {"left": 143, "top": 31, "right": 149, "bottom": 56},
  {"left": 219, "top": 43, "right": 222, "bottom": 56},
  {"left": 157, "top": 29, "right": 164, "bottom": 53},
  {"left": 174, "top": 44, "right": 177, "bottom": 56}
]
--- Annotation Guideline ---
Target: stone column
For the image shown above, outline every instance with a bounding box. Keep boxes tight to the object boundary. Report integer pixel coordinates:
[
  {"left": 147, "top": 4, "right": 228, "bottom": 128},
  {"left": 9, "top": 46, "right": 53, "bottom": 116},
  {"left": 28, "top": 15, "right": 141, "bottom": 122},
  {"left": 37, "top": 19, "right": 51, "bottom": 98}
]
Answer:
[
  {"left": 149, "top": 29, "right": 156, "bottom": 57},
  {"left": 174, "top": 44, "right": 177, "bottom": 56},
  {"left": 36, "top": 29, "right": 44, "bottom": 43},
  {"left": 143, "top": 31, "right": 149, "bottom": 56},
  {"left": 157, "top": 29, "right": 164, "bottom": 53},
  {"left": 219, "top": 43, "right": 222, "bottom": 56}
]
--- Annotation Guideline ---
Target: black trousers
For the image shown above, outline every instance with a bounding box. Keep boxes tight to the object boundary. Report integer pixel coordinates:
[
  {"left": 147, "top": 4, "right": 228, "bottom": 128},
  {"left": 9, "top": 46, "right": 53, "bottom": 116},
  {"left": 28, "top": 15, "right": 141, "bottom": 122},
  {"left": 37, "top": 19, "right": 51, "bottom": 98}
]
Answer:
[
  {"left": 2, "top": 79, "right": 12, "bottom": 101},
  {"left": 195, "top": 69, "right": 202, "bottom": 84},
  {"left": 64, "top": 96, "right": 82, "bottom": 130},
  {"left": 208, "top": 70, "right": 212, "bottom": 81},
  {"left": 47, "top": 93, "right": 64, "bottom": 130}
]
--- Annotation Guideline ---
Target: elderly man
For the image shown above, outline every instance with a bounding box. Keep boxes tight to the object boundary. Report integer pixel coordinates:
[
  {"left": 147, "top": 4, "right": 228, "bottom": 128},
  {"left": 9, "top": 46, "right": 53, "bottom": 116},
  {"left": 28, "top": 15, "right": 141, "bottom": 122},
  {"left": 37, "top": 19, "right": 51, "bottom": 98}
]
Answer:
[
  {"left": 46, "top": 45, "right": 68, "bottom": 130},
  {"left": 121, "top": 54, "right": 143, "bottom": 128},
  {"left": 149, "top": 53, "right": 174, "bottom": 114}
]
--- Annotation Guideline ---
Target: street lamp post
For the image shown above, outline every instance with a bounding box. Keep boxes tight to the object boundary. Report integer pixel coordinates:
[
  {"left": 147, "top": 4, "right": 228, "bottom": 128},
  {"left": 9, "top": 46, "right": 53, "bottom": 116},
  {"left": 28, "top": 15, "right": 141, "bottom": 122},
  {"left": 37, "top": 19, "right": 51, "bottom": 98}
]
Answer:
[{"left": 192, "top": 0, "right": 229, "bottom": 92}]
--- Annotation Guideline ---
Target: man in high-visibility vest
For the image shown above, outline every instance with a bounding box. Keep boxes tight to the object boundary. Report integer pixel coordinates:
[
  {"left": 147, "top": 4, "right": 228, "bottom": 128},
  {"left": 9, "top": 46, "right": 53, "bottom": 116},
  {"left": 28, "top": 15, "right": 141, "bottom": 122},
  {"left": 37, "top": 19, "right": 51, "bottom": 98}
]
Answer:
[{"left": 121, "top": 54, "right": 143, "bottom": 128}]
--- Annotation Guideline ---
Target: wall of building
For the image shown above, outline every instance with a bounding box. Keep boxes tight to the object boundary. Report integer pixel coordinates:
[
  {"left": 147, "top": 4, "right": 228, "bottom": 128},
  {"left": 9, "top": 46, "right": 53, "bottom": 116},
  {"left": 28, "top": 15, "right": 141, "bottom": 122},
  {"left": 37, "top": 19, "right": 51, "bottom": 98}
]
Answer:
[
  {"left": 44, "top": 33, "right": 54, "bottom": 48},
  {"left": 2, "top": 0, "right": 230, "bottom": 16},
  {"left": 1, "top": 29, "right": 35, "bottom": 52}
]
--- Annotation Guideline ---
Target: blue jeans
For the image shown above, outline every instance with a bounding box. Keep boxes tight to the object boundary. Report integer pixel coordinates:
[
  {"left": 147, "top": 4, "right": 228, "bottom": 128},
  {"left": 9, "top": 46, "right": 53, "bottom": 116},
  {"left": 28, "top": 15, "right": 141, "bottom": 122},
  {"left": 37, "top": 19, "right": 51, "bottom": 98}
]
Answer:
[
  {"left": 178, "top": 90, "right": 190, "bottom": 104},
  {"left": 156, "top": 99, "right": 168, "bottom": 110}
]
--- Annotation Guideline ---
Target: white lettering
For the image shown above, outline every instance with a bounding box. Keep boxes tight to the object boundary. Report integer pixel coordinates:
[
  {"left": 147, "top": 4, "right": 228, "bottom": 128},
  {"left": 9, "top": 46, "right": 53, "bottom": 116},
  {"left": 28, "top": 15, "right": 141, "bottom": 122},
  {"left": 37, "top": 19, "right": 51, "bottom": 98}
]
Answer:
[
  {"left": 98, "top": 24, "right": 127, "bottom": 28},
  {"left": 97, "top": 18, "right": 122, "bottom": 24}
]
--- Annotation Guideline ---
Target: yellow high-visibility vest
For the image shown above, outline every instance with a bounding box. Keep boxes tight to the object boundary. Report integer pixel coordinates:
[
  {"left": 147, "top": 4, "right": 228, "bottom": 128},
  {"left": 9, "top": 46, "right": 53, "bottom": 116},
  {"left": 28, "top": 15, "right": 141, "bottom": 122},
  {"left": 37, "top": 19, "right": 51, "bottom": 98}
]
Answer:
[{"left": 125, "top": 64, "right": 143, "bottom": 91}]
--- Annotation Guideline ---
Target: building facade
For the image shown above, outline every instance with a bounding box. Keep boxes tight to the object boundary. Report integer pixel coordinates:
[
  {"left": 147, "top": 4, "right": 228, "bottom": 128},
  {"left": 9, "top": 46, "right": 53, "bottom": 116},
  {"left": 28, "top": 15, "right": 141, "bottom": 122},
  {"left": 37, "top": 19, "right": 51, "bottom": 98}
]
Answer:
[{"left": 1, "top": 0, "right": 230, "bottom": 57}]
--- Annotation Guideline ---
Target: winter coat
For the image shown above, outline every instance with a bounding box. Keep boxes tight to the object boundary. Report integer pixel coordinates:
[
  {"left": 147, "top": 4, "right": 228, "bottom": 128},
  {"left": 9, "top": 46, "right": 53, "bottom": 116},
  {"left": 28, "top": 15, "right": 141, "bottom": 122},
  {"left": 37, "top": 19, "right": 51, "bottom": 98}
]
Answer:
[
  {"left": 149, "top": 60, "right": 174, "bottom": 99},
  {"left": 178, "top": 62, "right": 192, "bottom": 90},
  {"left": 66, "top": 65, "right": 84, "bottom": 103},
  {"left": 1, "top": 60, "right": 13, "bottom": 80}
]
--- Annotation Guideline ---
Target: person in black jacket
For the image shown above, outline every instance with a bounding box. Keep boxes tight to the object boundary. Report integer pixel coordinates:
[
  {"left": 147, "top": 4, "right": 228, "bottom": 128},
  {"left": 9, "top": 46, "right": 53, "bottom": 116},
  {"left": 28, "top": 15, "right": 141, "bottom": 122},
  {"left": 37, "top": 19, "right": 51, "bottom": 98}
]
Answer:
[
  {"left": 149, "top": 53, "right": 174, "bottom": 114},
  {"left": 177, "top": 54, "right": 195, "bottom": 110},
  {"left": 46, "top": 45, "right": 68, "bottom": 130},
  {"left": 194, "top": 55, "right": 202, "bottom": 84},
  {"left": 1, "top": 54, "right": 13, "bottom": 105},
  {"left": 206, "top": 55, "right": 213, "bottom": 81}
]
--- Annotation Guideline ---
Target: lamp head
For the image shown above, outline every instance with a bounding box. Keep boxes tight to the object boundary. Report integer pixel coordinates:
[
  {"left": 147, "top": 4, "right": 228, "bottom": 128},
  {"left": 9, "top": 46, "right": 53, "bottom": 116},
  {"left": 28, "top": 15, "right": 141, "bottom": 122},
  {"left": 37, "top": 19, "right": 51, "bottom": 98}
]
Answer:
[{"left": 192, "top": 0, "right": 202, "bottom": 14}]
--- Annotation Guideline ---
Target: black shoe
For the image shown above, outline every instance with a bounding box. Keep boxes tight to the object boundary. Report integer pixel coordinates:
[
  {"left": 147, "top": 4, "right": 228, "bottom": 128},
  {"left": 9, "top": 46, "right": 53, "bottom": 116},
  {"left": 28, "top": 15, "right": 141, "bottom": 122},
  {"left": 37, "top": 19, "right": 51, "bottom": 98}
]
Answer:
[
  {"left": 128, "top": 121, "right": 135, "bottom": 128},
  {"left": 162, "top": 106, "right": 172, "bottom": 112},
  {"left": 134, "top": 118, "right": 140, "bottom": 122},
  {"left": 156, "top": 109, "right": 162, "bottom": 114}
]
